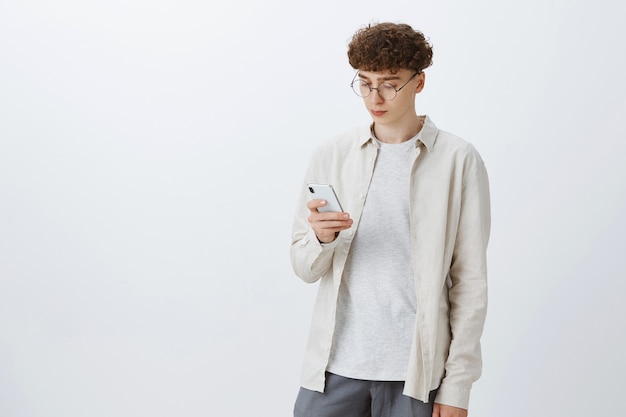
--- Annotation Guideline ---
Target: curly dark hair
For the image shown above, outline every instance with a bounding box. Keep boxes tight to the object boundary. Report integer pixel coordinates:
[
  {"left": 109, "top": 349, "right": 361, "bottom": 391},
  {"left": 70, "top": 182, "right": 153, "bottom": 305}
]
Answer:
[{"left": 347, "top": 22, "right": 433, "bottom": 74}]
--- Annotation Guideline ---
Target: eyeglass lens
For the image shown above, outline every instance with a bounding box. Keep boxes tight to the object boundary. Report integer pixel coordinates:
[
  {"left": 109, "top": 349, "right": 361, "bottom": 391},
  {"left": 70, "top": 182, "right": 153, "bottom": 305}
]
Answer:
[{"left": 352, "top": 80, "right": 398, "bottom": 100}]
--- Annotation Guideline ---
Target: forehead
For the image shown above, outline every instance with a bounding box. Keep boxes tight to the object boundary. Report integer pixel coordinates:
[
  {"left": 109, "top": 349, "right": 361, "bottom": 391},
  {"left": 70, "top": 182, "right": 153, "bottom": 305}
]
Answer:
[{"left": 357, "top": 68, "right": 414, "bottom": 81}]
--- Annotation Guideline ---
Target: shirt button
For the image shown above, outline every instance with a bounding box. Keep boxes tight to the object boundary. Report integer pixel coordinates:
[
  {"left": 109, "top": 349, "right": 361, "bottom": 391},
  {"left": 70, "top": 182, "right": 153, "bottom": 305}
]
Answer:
[
  {"left": 358, "top": 194, "right": 364, "bottom": 199},
  {"left": 347, "top": 230, "right": 353, "bottom": 236}
]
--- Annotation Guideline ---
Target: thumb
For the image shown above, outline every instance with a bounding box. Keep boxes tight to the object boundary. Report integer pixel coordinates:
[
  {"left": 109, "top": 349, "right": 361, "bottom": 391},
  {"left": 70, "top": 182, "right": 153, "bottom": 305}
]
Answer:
[{"left": 432, "top": 402, "right": 440, "bottom": 417}]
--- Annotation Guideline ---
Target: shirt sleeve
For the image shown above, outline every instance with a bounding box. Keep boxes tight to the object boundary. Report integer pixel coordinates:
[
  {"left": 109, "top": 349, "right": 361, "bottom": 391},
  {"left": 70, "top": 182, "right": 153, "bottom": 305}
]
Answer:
[
  {"left": 436, "top": 145, "right": 491, "bottom": 409},
  {"left": 289, "top": 151, "right": 341, "bottom": 284}
]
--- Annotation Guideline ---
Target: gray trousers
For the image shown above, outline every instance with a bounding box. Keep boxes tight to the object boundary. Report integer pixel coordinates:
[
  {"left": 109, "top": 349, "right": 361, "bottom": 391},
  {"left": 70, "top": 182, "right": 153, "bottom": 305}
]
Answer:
[{"left": 294, "top": 373, "right": 437, "bottom": 417}]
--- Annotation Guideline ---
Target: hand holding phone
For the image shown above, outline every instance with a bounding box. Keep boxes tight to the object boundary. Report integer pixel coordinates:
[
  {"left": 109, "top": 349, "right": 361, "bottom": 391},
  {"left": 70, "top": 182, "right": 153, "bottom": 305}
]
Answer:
[{"left": 306, "top": 183, "right": 352, "bottom": 243}]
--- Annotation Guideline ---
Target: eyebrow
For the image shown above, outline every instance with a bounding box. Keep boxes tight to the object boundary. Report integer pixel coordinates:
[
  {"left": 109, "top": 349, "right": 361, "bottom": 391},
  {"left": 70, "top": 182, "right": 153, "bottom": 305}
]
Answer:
[{"left": 358, "top": 73, "right": 402, "bottom": 82}]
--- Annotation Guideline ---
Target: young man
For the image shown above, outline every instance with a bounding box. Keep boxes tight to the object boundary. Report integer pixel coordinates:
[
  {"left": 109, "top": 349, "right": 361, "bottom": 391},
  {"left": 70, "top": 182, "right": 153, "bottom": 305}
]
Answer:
[{"left": 290, "top": 22, "right": 490, "bottom": 417}]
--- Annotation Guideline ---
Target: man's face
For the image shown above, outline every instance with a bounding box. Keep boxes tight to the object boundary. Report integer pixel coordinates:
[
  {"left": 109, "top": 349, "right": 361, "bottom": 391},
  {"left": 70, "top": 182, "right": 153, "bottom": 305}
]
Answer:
[{"left": 355, "top": 69, "right": 425, "bottom": 126}]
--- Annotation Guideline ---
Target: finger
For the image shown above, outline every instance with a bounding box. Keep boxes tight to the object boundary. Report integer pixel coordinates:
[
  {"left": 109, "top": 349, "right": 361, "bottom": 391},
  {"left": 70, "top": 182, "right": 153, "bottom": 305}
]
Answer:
[
  {"left": 313, "top": 223, "right": 352, "bottom": 243},
  {"left": 432, "top": 403, "right": 440, "bottom": 417},
  {"left": 309, "top": 218, "right": 353, "bottom": 230},
  {"left": 308, "top": 211, "right": 352, "bottom": 227},
  {"left": 308, "top": 210, "right": 351, "bottom": 222},
  {"left": 309, "top": 210, "right": 350, "bottom": 222},
  {"left": 306, "top": 199, "right": 328, "bottom": 211}
]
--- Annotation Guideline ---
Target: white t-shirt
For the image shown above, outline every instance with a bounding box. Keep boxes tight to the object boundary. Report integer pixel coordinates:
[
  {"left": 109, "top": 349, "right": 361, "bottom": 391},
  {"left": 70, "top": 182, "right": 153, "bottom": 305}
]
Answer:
[{"left": 327, "top": 135, "right": 418, "bottom": 381}]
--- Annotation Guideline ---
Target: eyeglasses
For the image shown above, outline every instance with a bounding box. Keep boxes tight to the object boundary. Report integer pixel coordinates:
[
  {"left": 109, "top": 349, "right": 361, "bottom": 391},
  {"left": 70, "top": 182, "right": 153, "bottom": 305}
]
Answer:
[{"left": 350, "top": 72, "right": 420, "bottom": 100}]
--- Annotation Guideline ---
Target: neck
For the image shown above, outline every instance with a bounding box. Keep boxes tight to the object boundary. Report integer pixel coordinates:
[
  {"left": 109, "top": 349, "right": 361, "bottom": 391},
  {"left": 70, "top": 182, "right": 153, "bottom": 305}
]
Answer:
[{"left": 373, "top": 115, "right": 425, "bottom": 144}]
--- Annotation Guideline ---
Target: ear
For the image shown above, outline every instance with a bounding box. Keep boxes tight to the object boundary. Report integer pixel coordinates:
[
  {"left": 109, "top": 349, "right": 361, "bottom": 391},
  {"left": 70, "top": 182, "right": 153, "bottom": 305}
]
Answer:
[{"left": 414, "top": 72, "right": 426, "bottom": 94}]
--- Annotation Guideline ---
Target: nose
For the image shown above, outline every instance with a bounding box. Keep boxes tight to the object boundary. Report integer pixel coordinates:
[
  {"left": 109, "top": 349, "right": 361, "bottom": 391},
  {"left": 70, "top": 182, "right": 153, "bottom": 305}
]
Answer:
[{"left": 367, "top": 88, "right": 384, "bottom": 104}]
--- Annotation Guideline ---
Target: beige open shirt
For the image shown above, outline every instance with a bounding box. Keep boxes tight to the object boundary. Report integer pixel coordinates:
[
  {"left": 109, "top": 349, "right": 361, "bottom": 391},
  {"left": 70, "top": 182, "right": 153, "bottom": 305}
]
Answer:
[{"left": 290, "top": 116, "right": 491, "bottom": 409}]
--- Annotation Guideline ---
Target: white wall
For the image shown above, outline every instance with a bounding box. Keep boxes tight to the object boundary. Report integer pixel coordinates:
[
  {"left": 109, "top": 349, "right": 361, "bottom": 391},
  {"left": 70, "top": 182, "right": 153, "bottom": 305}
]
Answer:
[{"left": 1, "top": 1, "right": 625, "bottom": 416}]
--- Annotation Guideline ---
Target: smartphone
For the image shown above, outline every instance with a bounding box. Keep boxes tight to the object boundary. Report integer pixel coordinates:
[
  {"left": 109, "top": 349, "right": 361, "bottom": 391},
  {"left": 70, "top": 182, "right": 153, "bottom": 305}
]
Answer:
[{"left": 307, "top": 183, "right": 344, "bottom": 213}]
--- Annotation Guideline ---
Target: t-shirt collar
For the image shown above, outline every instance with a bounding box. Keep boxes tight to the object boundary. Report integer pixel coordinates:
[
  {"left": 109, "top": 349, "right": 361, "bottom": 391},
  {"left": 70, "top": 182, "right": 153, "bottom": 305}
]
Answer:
[{"left": 357, "top": 115, "right": 437, "bottom": 152}]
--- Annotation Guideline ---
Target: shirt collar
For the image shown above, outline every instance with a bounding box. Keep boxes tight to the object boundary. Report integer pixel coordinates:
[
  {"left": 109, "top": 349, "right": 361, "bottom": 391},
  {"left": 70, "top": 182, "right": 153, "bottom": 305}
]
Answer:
[
  {"left": 418, "top": 115, "right": 437, "bottom": 151},
  {"left": 356, "top": 115, "right": 438, "bottom": 151}
]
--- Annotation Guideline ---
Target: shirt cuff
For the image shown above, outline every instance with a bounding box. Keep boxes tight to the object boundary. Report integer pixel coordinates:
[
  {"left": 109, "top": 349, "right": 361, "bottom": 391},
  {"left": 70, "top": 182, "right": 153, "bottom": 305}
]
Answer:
[{"left": 434, "top": 382, "right": 471, "bottom": 410}]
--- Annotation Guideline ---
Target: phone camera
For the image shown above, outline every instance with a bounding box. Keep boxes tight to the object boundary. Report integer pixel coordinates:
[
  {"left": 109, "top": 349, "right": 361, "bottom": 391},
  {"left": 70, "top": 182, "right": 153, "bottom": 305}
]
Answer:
[{"left": 308, "top": 187, "right": 314, "bottom": 193}]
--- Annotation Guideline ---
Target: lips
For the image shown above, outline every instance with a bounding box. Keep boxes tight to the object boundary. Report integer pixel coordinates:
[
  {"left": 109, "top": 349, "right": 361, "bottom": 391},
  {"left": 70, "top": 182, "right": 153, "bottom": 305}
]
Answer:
[{"left": 371, "top": 110, "right": 387, "bottom": 117}]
